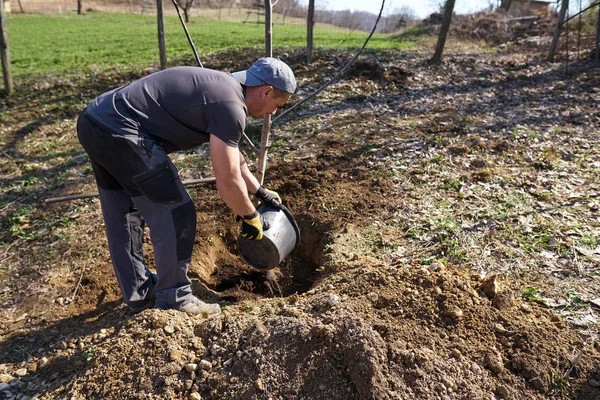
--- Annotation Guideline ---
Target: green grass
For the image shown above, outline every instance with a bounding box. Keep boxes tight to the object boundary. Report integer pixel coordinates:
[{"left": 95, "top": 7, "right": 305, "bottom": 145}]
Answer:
[{"left": 7, "top": 11, "right": 413, "bottom": 77}]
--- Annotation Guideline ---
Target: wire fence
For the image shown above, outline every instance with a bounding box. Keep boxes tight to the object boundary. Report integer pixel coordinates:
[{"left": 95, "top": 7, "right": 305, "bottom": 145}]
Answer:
[{"left": 15, "top": 0, "right": 308, "bottom": 26}]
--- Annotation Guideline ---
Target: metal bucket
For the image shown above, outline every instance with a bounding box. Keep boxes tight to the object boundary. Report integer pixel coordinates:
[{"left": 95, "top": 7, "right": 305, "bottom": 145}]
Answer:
[{"left": 237, "top": 204, "right": 301, "bottom": 270}]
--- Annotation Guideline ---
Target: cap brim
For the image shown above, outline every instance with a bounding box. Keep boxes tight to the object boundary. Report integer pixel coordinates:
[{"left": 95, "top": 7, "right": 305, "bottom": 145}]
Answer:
[{"left": 232, "top": 70, "right": 266, "bottom": 87}]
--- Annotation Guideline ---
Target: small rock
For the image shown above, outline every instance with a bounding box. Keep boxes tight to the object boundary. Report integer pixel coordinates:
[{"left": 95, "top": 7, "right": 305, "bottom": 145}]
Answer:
[
  {"left": 184, "top": 363, "right": 198, "bottom": 373},
  {"left": 481, "top": 274, "right": 502, "bottom": 298},
  {"left": 520, "top": 303, "right": 532, "bottom": 313},
  {"left": 328, "top": 294, "right": 340, "bottom": 306},
  {"left": 494, "top": 324, "right": 508, "bottom": 334},
  {"left": 184, "top": 379, "right": 193, "bottom": 390},
  {"left": 484, "top": 352, "right": 504, "bottom": 374},
  {"left": 14, "top": 369, "right": 27, "bottom": 377},
  {"left": 38, "top": 357, "right": 48, "bottom": 368},
  {"left": 496, "top": 384, "right": 510, "bottom": 398},
  {"left": 450, "top": 348, "right": 462, "bottom": 358},
  {"left": 255, "top": 378, "right": 265, "bottom": 392},
  {"left": 169, "top": 350, "right": 182, "bottom": 361},
  {"left": 471, "top": 363, "right": 483, "bottom": 375},
  {"left": 189, "top": 392, "right": 202, "bottom": 400},
  {"left": 530, "top": 376, "right": 546, "bottom": 392},
  {"left": 27, "top": 363, "right": 37, "bottom": 374},
  {"left": 433, "top": 286, "right": 443, "bottom": 295},
  {"left": 0, "top": 374, "right": 12, "bottom": 384},
  {"left": 429, "top": 261, "right": 445, "bottom": 272},
  {"left": 200, "top": 360, "right": 212, "bottom": 371},
  {"left": 492, "top": 291, "right": 515, "bottom": 310},
  {"left": 164, "top": 326, "right": 175, "bottom": 335},
  {"left": 366, "top": 292, "right": 378, "bottom": 302},
  {"left": 0, "top": 383, "right": 10, "bottom": 391},
  {"left": 444, "top": 307, "right": 464, "bottom": 321}
]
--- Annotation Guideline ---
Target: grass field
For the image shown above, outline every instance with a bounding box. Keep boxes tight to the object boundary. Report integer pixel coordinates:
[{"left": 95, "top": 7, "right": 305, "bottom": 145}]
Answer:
[{"left": 7, "top": 11, "right": 413, "bottom": 77}]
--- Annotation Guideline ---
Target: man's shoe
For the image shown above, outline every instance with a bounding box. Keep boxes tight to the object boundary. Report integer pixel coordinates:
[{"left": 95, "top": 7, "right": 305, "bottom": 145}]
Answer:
[{"left": 178, "top": 296, "right": 221, "bottom": 316}]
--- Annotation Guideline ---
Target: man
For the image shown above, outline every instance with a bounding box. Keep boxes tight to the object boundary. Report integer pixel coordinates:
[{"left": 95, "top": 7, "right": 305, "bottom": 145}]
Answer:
[{"left": 76, "top": 58, "right": 296, "bottom": 315}]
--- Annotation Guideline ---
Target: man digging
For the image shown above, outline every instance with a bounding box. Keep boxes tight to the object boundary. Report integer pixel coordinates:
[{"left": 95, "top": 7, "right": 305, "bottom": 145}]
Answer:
[{"left": 76, "top": 58, "right": 296, "bottom": 315}]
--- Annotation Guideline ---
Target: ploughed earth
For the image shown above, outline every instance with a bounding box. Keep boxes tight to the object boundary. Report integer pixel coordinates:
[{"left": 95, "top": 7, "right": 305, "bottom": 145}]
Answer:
[{"left": 1, "top": 42, "right": 600, "bottom": 399}]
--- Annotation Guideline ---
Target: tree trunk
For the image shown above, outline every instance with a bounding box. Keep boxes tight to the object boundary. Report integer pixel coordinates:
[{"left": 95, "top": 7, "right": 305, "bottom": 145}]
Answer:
[
  {"left": 0, "top": 0, "right": 13, "bottom": 93},
  {"left": 595, "top": 1, "right": 599, "bottom": 65},
  {"left": 156, "top": 0, "right": 167, "bottom": 69},
  {"left": 77, "top": 0, "right": 85, "bottom": 14},
  {"left": 307, "top": 0, "right": 315, "bottom": 64},
  {"left": 17, "top": 0, "right": 24, "bottom": 13},
  {"left": 256, "top": 0, "right": 273, "bottom": 185},
  {"left": 548, "top": 0, "right": 569, "bottom": 62},
  {"left": 499, "top": 0, "right": 512, "bottom": 11},
  {"left": 431, "top": 0, "right": 455, "bottom": 65}
]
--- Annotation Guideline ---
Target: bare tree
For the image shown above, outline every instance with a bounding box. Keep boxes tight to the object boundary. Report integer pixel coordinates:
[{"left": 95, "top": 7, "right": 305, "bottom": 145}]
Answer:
[
  {"left": 431, "top": 0, "right": 455, "bottom": 65},
  {"left": 307, "top": 0, "right": 314, "bottom": 63},
  {"left": 548, "top": 0, "right": 569, "bottom": 61},
  {"left": 180, "top": 0, "right": 194, "bottom": 22},
  {"left": 275, "top": 0, "right": 299, "bottom": 25},
  {"left": 77, "top": 0, "right": 85, "bottom": 14},
  {"left": 0, "top": 0, "right": 13, "bottom": 93}
]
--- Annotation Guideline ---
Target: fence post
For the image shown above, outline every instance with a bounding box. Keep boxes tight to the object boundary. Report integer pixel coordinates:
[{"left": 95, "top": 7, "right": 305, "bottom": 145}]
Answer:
[
  {"left": 0, "top": 0, "right": 13, "bottom": 94},
  {"left": 256, "top": 0, "right": 273, "bottom": 185},
  {"left": 307, "top": 0, "right": 314, "bottom": 64},
  {"left": 157, "top": 0, "right": 167, "bottom": 69}
]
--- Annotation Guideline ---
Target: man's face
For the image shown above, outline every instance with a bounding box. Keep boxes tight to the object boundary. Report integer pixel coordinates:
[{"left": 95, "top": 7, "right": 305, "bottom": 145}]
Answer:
[{"left": 249, "top": 86, "right": 291, "bottom": 118}]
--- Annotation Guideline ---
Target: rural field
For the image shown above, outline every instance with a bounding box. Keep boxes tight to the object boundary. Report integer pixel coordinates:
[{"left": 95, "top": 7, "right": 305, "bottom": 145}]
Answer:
[{"left": 1, "top": 8, "right": 600, "bottom": 400}]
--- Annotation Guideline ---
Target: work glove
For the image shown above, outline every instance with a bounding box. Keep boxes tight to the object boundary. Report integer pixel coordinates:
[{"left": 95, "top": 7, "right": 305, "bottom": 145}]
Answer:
[
  {"left": 255, "top": 186, "right": 283, "bottom": 209},
  {"left": 236, "top": 211, "right": 268, "bottom": 240}
]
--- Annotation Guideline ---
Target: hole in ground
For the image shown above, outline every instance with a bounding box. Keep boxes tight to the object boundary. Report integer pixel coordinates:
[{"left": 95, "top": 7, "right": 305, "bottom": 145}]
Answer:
[{"left": 200, "top": 215, "right": 330, "bottom": 301}]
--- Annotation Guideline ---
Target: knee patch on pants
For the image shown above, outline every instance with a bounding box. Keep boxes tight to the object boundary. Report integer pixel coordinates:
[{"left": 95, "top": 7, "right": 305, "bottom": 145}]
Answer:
[{"left": 171, "top": 201, "right": 196, "bottom": 261}]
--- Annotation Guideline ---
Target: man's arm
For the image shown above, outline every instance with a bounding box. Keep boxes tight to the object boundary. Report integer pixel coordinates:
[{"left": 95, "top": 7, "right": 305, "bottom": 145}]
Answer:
[
  {"left": 239, "top": 152, "right": 260, "bottom": 195},
  {"left": 210, "top": 135, "right": 256, "bottom": 216}
]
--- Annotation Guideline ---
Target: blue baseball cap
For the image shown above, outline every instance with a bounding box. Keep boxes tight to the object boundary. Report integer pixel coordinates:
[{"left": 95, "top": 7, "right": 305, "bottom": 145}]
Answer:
[{"left": 232, "top": 57, "right": 296, "bottom": 94}]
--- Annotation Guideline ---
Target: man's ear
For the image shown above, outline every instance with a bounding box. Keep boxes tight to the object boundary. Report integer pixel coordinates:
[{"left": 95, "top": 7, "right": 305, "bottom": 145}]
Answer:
[{"left": 262, "top": 85, "right": 274, "bottom": 98}]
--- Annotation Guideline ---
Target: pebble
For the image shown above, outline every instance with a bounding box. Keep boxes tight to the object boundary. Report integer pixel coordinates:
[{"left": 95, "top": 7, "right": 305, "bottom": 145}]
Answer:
[
  {"left": 169, "top": 350, "right": 182, "bottom": 361},
  {"left": 366, "top": 292, "right": 378, "bottom": 302},
  {"left": 184, "top": 363, "right": 198, "bottom": 373},
  {"left": 471, "top": 363, "right": 483, "bottom": 375},
  {"left": 38, "top": 358, "right": 48, "bottom": 368},
  {"left": 200, "top": 360, "right": 212, "bottom": 371},
  {"left": 189, "top": 392, "right": 202, "bottom": 400},
  {"left": 484, "top": 352, "right": 504, "bottom": 374},
  {"left": 14, "top": 369, "right": 27, "bottom": 378},
  {"left": 0, "top": 383, "right": 10, "bottom": 391},
  {"left": 0, "top": 374, "right": 12, "bottom": 384},
  {"left": 164, "top": 326, "right": 175, "bottom": 335},
  {"left": 327, "top": 294, "right": 340, "bottom": 306},
  {"left": 255, "top": 378, "right": 265, "bottom": 392}
]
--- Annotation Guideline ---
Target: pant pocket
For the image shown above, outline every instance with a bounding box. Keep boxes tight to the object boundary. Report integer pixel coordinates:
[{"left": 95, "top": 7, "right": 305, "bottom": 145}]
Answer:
[{"left": 132, "top": 160, "right": 183, "bottom": 204}]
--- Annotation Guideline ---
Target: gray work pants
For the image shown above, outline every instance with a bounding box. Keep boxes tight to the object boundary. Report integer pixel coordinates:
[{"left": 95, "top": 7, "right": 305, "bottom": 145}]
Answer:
[{"left": 76, "top": 110, "right": 196, "bottom": 310}]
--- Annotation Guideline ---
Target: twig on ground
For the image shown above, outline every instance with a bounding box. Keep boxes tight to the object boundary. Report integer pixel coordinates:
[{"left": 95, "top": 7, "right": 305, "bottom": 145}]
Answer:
[
  {"left": 71, "top": 264, "right": 87, "bottom": 303},
  {"left": 564, "top": 344, "right": 586, "bottom": 379}
]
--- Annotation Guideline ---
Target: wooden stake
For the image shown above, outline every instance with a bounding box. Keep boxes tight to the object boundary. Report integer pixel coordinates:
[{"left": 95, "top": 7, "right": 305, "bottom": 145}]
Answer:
[{"left": 255, "top": 0, "right": 272, "bottom": 185}]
